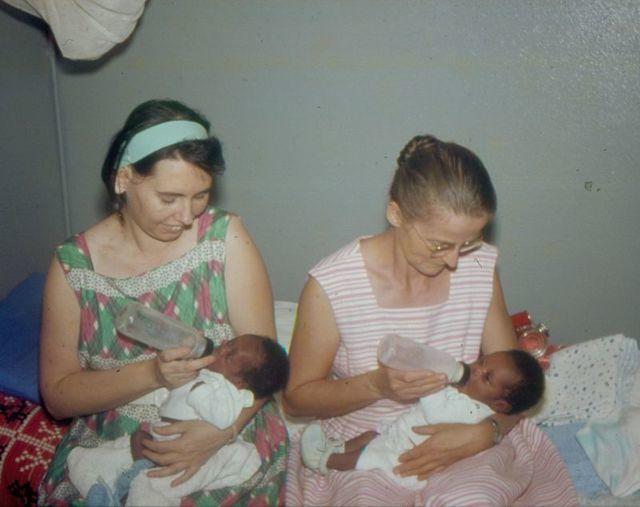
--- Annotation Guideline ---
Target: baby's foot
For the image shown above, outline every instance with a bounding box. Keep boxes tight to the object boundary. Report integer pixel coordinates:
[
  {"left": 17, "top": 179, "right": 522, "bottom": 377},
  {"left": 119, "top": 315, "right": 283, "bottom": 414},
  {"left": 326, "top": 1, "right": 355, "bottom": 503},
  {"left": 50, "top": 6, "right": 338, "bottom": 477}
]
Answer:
[{"left": 300, "top": 423, "right": 345, "bottom": 475}]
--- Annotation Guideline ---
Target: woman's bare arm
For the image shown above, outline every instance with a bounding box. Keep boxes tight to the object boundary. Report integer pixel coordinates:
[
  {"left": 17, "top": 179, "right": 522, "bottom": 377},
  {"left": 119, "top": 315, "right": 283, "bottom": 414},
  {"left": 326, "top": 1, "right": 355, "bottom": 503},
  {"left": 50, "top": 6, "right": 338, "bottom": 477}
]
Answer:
[
  {"left": 223, "top": 216, "right": 275, "bottom": 428},
  {"left": 224, "top": 216, "right": 276, "bottom": 339},
  {"left": 283, "top": 277, "right": 379, "bottom": 418},
  {"left": 40, "top": 257, "right": 211, "bottom": 419},
  {"left": 283, "top": 277, "right": 445, "bottom": 419},
  {"left": 40, "top": 258, "right": 160, "bottom": 418},
  {"left": 481, "top": 270, "right": 518, "bottom": 354}
]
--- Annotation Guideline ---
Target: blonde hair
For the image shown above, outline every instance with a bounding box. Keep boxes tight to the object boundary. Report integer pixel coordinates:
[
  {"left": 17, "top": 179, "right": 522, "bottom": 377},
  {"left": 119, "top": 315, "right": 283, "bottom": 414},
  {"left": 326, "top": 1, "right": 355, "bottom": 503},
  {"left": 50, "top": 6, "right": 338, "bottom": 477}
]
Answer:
[{"left": 389, "top": 135, "right": 497, "bottom": 220}]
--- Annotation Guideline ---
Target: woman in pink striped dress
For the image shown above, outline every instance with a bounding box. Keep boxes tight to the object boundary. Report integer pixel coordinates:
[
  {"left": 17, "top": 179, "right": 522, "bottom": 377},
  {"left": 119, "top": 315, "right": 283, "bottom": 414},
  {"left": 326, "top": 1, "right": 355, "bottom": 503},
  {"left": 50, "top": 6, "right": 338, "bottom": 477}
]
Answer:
[{"left": 283, "top": 135, "right": 577, "bottom": 506}]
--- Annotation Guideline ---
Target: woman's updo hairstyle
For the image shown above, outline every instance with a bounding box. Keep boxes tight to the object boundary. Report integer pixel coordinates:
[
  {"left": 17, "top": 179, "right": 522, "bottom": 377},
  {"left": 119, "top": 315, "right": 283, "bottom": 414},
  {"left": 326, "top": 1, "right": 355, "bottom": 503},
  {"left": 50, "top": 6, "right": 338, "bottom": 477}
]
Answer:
[
  {"left": 389, "top": 135, "right": 497, "bottom": 220},
  {"left": 101, "top": 99, "right": 225, "bottom": 210}
]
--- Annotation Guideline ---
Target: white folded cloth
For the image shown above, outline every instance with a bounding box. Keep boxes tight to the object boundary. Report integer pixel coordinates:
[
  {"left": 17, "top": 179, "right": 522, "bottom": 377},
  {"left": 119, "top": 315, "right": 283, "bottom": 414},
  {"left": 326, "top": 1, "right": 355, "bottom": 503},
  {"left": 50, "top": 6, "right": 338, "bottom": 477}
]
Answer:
[
  {"left": 125, "top": 439, "right": 261, "bottom": 506},
  {"left": 533, "top": 334, "right": 639, "bottom": 426},
  {"left": 577, "top": 406, "right": 640, "bottom": 497}
]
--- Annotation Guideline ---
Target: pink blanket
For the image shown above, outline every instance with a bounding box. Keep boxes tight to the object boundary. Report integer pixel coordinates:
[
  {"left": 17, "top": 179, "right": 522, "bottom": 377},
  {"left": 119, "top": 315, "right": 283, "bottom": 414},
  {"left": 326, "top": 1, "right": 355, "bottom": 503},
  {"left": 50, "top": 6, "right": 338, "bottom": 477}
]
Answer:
[{"left": 286, "top": 419, "right": 578, "bottom": 506}]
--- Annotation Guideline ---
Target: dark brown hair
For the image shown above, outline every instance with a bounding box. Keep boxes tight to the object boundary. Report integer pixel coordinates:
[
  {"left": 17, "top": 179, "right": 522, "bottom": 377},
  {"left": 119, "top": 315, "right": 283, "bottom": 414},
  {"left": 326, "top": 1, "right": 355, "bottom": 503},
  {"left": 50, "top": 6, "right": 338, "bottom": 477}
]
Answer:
[{"left": 101, "top": 99, "right": 225, "bottom": 210}]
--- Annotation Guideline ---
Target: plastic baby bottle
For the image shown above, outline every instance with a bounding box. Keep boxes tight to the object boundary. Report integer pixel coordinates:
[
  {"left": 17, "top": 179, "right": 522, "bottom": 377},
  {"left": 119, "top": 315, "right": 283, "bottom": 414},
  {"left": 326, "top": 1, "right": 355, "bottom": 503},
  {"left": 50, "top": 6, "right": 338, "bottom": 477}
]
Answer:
[
  {"left": 377, "top": 334, "right": 466, "bottom": 384},
  {"left": 115, "top": 301, "right": 213, "bottom": 358}
]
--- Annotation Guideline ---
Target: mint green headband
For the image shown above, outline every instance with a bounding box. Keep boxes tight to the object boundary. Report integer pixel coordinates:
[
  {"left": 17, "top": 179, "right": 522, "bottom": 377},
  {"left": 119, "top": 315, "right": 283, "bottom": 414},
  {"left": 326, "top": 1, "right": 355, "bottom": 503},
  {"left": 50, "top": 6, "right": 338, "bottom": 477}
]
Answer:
[{"left": 118, "top": 120, "right": 208, "bottom": 167}]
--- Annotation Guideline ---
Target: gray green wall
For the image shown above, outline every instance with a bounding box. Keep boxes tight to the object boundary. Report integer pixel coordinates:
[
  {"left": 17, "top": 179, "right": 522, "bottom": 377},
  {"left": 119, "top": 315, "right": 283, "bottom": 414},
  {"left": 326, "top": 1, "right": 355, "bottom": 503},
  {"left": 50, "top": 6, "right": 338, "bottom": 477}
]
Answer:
[
  {"left": 2, "top": 1, "right": 639, "bottom": 344},
  {"left": 0, "top": 6, "right": 66, "bottom": 298}
]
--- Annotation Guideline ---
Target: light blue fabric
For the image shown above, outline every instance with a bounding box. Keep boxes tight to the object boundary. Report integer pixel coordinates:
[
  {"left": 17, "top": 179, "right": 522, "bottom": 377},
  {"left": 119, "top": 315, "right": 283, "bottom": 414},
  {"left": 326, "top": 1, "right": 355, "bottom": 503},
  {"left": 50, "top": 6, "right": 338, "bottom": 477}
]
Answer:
[
  {"left": 540, "top": 422, "right": 609, "bottom": 496},
  {"left": 0, "top": 273, "right": 45, "bottom": 403},
  {"left": 86, "top": 477, "right": 120, "bottom": 507},
  {"left": 577, "top": 407, "right": 640, "bottom": 497},
  {"left": 119, "top": 120, "right": 208, "bottom": 166},
  {"left": 85, "top": 459, "right": 153, "bottom": 507}
]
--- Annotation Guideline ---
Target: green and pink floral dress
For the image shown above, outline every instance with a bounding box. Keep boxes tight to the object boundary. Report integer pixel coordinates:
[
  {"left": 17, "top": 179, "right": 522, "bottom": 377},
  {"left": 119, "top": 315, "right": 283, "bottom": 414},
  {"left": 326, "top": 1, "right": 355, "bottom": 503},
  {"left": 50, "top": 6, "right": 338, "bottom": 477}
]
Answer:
[{"left": 39, "top": 207, "right": 288, "bottom": 506}]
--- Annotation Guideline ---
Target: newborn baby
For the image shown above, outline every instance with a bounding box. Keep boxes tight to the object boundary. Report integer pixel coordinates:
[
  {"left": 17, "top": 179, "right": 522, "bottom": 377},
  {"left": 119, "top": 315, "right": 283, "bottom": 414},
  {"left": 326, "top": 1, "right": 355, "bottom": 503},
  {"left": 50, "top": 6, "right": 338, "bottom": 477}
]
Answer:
[
  {"left": 68, "top": 334, "right": 289, "bottom": 506},
  {"left": 301, "top": 349, "right": 544, "bottom": 488}
]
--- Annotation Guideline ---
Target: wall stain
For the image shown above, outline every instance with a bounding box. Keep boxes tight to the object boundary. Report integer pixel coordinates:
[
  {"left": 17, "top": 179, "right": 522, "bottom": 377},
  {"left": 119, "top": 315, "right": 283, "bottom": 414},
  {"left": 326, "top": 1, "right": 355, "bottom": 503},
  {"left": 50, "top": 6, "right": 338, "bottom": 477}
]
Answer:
[{"left": 543, "top": 239, "right": 565, "bottom": 255}]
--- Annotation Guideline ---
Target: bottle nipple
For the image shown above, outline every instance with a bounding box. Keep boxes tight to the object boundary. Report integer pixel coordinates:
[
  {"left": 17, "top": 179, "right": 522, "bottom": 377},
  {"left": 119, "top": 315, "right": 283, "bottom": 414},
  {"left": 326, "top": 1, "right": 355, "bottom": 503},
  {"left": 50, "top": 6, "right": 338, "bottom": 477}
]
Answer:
[{"left": 450, "top": 362, "right": 470, "bottom": 386}]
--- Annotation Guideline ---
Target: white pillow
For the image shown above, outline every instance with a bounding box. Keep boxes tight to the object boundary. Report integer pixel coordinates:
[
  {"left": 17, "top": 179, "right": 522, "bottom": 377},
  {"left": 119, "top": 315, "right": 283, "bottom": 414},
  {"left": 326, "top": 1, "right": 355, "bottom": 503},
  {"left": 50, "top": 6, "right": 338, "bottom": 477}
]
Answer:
[{"left": 275, "top": 300, "right": 297, "bottom": 352}]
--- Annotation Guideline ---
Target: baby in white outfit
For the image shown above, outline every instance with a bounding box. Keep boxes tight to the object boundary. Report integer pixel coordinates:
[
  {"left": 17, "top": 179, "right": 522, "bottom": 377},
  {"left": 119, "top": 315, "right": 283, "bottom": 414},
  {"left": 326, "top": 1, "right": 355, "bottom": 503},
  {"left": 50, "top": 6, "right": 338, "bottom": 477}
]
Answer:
[
  {"left": 301, "top": 349, "right": 544, "bottom": 488},
  {"left": 68, "top": 334, "right": 289, "bottom": 506}
]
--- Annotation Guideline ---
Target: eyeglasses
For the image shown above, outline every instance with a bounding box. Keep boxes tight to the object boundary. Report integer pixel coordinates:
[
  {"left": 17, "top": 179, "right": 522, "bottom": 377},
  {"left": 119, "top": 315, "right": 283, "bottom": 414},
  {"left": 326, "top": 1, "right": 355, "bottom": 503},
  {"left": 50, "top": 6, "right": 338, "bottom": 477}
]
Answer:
[{"left": 409, "top": 223, "right": 483, "bottom": 258}]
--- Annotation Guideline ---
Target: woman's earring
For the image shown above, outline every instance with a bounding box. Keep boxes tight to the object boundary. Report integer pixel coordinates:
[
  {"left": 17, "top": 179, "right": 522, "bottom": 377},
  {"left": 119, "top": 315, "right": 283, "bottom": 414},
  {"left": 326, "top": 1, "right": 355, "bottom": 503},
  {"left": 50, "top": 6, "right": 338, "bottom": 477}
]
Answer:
[{"left": 114, "top": 167, "right": 131, "bottom": 195}]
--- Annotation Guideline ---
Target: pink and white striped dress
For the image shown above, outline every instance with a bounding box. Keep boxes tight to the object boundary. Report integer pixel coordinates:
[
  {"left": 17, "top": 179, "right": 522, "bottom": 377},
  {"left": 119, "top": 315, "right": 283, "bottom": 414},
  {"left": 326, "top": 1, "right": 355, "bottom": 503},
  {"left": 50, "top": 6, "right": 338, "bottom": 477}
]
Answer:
[{"left": 286, "top": 238, "right": 577, "bottom": 507}]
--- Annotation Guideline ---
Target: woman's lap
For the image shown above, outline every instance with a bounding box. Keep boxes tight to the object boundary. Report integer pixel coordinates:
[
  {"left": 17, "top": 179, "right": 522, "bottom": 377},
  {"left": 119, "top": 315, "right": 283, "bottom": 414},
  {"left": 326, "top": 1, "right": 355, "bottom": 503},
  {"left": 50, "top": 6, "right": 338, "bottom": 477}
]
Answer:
[
  {"left": 287, "top": 438, "right": 421, "bottom": 507},
  {"left": 39, "top": 401, "right": 288, "bottom": 506},
  {"left": 286, "top": 419, "right": 578, "bottom": 507}
]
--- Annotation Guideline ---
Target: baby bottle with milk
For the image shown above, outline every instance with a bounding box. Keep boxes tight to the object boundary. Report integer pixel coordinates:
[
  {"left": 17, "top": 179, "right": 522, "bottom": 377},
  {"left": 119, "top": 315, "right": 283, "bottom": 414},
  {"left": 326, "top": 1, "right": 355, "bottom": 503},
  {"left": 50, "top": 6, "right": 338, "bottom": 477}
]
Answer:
[
  {"left": 377, "top": 334, "right": 467, "bottom": 384},
  {"left": 115, "top": 301, "right": 213, "bottom": 359}
]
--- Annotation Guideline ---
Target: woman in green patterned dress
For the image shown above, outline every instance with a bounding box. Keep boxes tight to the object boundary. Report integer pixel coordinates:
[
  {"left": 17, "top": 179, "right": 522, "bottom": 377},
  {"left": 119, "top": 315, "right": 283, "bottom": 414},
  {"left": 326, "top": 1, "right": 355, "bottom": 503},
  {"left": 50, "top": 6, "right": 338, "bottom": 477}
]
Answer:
[{"left": 39, "top": 100, "right": 288, "bottom": 506}]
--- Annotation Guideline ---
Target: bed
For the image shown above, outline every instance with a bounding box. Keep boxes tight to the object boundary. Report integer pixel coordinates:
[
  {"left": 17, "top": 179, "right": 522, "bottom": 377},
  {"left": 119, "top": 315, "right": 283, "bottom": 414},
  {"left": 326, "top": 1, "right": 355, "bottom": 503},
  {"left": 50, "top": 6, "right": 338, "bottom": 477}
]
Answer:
[
  {"left": 0, "top": 274, "right": 70, "bottom": 506},
  {"left": 1, "top": 274, "right": 639, "bottom": 506}
]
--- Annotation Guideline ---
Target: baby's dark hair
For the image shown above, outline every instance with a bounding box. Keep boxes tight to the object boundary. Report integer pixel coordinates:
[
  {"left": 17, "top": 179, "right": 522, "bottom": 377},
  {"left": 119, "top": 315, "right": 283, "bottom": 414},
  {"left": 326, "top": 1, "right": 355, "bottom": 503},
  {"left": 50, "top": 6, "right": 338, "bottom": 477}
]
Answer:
[
  {"left": 242, "top": 336, "right": 290, "bottom": 399},
  {"left": 502, "top": 349, "right": 545, "bottom": 414}
]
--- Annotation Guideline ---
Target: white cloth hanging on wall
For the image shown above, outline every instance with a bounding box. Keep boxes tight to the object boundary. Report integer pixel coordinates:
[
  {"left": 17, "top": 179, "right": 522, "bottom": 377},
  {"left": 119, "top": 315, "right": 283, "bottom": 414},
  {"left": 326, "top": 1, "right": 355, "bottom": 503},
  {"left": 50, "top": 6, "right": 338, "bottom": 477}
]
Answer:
[{"left": 4, "top": 0, "right": 146, "bottom": 60}]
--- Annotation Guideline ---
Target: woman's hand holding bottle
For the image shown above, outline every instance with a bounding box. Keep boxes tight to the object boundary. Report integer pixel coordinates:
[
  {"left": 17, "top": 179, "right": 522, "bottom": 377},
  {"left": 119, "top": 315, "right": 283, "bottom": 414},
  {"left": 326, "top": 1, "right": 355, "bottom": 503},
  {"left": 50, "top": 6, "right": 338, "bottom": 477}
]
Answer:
[
  {"left": 152, "top": 346, "right": 216, "bottom": 390},
  {"left": 370, "top": 364, "right": 447, "bottom": 403}
]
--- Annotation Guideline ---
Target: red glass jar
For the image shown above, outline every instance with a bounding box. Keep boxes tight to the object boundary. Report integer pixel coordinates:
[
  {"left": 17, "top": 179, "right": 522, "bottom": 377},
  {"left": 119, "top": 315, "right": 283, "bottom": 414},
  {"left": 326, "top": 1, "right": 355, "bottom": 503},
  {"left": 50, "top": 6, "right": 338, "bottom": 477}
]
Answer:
[
  {"left": 518, "top": 324, "right": 550, "bottom": 359},
  {"left": 511, "top": 311, "right": 556, "bottom": 370}
]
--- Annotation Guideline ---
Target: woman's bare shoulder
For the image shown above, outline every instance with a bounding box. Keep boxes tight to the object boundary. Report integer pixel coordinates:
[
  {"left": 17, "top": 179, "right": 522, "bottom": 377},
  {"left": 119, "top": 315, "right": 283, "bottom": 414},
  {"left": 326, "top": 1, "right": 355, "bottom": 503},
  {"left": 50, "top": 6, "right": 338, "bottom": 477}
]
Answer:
[{"left": 224, "top": 212, "right": 243, "bottom": 234}]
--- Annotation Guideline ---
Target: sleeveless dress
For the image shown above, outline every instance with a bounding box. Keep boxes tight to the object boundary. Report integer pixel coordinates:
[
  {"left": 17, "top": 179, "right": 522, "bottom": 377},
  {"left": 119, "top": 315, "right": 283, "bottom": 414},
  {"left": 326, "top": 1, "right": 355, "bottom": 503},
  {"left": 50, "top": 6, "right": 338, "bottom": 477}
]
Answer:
[
  {"left": 39, "top": 207, "right": 288, "bottom": 507},
  {"left": 286, "top": 238, "right": 577, "bottom": 506}
]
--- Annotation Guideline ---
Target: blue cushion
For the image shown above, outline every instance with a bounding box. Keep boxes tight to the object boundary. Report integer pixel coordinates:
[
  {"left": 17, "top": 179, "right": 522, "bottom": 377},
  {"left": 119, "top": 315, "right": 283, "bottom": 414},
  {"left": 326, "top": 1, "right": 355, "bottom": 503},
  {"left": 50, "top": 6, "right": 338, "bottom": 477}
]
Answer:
[{"left": 0, "top": 273, "right": 45, "bottom": 403}]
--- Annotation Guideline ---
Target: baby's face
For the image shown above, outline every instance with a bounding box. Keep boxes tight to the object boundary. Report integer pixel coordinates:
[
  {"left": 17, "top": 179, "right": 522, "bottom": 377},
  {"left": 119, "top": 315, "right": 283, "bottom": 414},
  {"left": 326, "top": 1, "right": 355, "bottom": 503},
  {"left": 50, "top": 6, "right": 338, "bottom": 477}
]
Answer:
[
  {"left": 207, "top": 334, "right": 264, "bottom": 387},
  {"left": 459, "top": 351, "right": 520, "bottom": 412}
]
